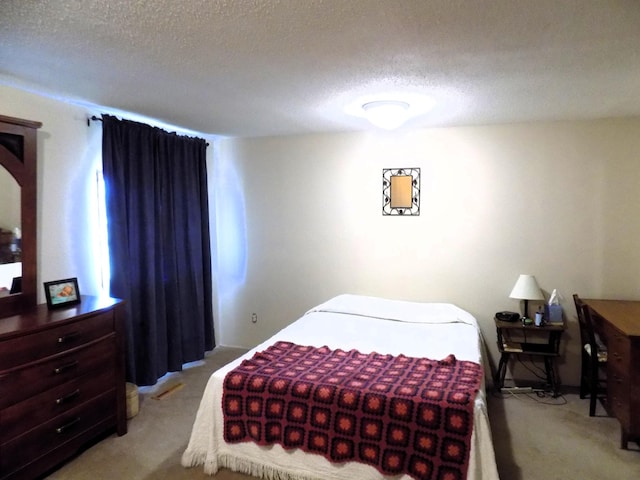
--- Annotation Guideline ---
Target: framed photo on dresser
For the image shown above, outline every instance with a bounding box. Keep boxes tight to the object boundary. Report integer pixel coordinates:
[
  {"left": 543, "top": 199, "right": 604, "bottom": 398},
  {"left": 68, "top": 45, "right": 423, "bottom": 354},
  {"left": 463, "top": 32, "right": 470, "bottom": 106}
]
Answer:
[{"left": 44, "top": 277, "right": 81, "bottom": 308}]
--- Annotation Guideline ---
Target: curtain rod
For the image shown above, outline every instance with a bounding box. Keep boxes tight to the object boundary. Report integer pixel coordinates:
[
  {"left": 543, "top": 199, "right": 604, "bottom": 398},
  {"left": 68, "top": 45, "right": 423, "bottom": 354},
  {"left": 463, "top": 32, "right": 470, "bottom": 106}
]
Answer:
[
  {"left": 86, "top": 115, "right": 209, "bottom": 146},
  {"left": 87, "top": 115, "right": 103, "bottom": 126}
]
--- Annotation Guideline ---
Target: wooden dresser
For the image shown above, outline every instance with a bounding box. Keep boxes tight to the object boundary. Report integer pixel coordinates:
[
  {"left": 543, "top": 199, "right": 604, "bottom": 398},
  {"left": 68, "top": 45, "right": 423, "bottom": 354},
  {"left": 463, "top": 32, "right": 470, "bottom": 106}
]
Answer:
[
  {"left": 585, "top": 299, "right": 640, "bottom": 449},
  {"left": 0, "top": 295, "right": 127, "bottom": 479}
]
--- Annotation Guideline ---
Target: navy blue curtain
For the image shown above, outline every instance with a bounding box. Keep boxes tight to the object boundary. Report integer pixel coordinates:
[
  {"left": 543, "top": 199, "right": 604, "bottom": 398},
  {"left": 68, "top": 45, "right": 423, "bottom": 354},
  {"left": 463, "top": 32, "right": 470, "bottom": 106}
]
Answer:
[{"left": 101, "top": 115, "right": 215, "bottom": 386}]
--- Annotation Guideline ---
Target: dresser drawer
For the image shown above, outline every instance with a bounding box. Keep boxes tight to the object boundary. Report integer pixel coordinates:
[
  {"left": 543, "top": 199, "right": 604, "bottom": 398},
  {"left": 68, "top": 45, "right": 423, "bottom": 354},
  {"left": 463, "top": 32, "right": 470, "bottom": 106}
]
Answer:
[
  {"left": 606, "top": 327, "right": 630, "bottom": 365},
  {"left": 0, "top": 311, "right": 114, "bottom": 370},
  {"left": 0, "top": 368, "right": 115, "bottom": 442},
  {"left": 0, "top": 335, "right": 115, "bottom": 409},
  {"left": 0, "top": 296, "right": 126, "bottom": 479},
  {"left": 0, "top": 390, "right": 116, "bottom": 474},
  {"left": 608, "top": 365, "right": 630, "bottom": 426}
]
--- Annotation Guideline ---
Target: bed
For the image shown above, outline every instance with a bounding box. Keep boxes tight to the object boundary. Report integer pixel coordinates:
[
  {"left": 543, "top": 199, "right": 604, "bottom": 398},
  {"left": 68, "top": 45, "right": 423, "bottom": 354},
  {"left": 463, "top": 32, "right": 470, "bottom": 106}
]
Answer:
[{"left": 182, "top": 294, "right": 499, "bottom": 480}]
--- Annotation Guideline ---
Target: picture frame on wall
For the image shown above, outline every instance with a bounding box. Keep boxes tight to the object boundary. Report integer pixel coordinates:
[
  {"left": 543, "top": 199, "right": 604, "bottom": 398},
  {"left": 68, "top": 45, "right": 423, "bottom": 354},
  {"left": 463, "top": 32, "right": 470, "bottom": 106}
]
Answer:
[
  {"left": 382, "top": 168, "right": 420, "bottom": 216},
  {"left": 43, "top": 277, "right": 81, "bottom": 308}
]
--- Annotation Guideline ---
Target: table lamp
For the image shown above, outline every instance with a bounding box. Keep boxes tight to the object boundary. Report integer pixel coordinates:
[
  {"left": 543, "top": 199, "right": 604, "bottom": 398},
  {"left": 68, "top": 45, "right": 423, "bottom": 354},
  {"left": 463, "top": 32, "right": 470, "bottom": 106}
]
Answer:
[{"left": 509, "top": 274, "right": 544, "bottom": 319}]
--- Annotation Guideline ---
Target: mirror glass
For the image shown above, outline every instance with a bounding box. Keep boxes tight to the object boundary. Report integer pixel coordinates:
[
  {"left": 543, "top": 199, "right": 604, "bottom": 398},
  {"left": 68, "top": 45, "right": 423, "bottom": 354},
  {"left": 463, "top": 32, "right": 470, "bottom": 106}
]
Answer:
[
  {"left": 0, "top": 166, "right": 21, "bottom": 295},
  {"left": 390, "top": 175, "right": 413, "bottom": 209}
]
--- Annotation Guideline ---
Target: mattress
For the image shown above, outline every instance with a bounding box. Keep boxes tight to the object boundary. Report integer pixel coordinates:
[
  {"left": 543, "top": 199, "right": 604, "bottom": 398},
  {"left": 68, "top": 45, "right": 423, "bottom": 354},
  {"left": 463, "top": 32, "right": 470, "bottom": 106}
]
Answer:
[{"left": 182, "top": 294, "right": 499, "bottom": 480}]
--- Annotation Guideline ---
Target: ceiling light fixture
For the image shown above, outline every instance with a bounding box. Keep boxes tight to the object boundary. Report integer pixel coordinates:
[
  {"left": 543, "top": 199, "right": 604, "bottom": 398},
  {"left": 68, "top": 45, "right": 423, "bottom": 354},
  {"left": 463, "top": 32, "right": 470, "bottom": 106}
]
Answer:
[{"left": 362, "top": 100, "right": 410, "bottom": 130}]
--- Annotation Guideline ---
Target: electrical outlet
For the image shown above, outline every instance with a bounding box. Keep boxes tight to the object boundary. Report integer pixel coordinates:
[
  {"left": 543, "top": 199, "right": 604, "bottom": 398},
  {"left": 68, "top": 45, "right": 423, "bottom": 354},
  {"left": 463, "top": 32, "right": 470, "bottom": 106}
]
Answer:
[{"left": 251, "top": 313, "right": 257, "bottom": 324}]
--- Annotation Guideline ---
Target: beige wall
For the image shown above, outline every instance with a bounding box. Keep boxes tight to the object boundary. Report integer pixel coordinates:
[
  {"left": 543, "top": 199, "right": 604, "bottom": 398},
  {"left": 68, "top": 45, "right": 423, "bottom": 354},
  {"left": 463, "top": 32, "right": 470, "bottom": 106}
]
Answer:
[
  {"left": 3, "top": 82, "right": 640, "bottom": 387},
  {"left": 215, "top": 120, "right": 640, "bottom": 386}
]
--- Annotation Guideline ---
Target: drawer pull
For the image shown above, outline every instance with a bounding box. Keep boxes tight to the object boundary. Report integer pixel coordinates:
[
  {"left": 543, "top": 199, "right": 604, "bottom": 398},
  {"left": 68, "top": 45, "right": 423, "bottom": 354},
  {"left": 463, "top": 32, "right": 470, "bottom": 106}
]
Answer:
[
  {"left": 56, "top": 389, "right": 81, "bottom": 405},
  {"left": 57, "top": 331, "right": 80, "bottom": 344},
  {"left": 55, "top": 417, "right": 81, "bottom": 434},
  {"left": 54, "top": 361, "right": 78, "bottom": 374}
]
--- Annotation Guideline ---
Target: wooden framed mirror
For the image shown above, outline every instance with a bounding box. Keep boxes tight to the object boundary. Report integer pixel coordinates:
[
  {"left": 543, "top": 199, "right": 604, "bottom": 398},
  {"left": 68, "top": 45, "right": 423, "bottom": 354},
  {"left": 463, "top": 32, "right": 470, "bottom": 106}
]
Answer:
[{"left": 0, "top": 115, "right": 41, "bottom": 317}]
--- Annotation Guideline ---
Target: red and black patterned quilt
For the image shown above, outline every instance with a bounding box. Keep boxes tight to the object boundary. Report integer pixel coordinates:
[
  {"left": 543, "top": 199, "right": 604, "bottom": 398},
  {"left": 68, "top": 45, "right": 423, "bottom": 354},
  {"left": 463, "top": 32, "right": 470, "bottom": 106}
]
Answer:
[{"left": 222, "top": 341, "right": 483, "bottom": 480}]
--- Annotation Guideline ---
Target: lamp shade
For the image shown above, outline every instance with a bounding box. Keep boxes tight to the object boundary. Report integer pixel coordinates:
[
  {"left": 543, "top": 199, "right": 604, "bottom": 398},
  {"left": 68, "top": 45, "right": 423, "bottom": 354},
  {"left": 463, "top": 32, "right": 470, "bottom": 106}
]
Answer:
[{"left": 509, "top": 274, "right": 544, "bottom": 300}]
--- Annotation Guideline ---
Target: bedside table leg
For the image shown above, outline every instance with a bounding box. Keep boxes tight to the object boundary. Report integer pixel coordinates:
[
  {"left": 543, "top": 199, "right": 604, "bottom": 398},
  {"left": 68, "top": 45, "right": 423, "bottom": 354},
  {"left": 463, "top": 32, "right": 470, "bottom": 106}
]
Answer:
[
  {"left": 543, "top": 356, "right": 559, "bottom": 397},
  {"left": 495, "top": 353, "right": 509, "bottom": 390}
]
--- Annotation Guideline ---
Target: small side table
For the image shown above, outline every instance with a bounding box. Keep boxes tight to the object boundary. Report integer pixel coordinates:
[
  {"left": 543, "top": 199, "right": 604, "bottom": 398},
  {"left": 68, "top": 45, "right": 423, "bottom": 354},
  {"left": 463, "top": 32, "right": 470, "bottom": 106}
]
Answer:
[{"left": 494, "top": 316, "right": 565, "bottom": 397}]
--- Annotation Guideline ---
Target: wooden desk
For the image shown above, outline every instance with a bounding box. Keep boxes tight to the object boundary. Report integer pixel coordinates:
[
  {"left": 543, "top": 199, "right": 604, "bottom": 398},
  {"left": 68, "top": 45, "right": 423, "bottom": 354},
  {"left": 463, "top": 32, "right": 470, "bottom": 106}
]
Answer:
[{"left": 584, "top": 299, "right": 640, "bottom": 449}]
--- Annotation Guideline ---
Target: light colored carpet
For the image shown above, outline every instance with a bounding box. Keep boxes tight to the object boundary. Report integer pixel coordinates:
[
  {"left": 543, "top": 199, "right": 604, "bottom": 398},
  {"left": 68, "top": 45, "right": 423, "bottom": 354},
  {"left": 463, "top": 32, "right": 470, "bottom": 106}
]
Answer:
[
  {"left": 45, "top": 346, "right": 639, "bottom": 480},
  {"left": 488, "top": 389, "right": 639, "bottom": 479}
]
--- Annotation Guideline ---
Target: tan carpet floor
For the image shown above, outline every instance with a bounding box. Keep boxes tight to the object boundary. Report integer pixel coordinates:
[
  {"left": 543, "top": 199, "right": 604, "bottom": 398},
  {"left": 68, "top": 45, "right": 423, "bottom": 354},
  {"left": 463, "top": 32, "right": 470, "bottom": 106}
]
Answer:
[{"left": 45, "top": 346, "right": 640, "bottom": 480}]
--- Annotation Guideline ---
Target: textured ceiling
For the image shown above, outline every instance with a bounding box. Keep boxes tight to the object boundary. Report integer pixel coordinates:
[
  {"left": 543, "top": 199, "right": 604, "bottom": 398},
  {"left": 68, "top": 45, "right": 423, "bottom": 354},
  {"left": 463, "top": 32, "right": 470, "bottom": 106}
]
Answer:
[{"left": 1, "top": 0, "right": 640, "bottom": 138}]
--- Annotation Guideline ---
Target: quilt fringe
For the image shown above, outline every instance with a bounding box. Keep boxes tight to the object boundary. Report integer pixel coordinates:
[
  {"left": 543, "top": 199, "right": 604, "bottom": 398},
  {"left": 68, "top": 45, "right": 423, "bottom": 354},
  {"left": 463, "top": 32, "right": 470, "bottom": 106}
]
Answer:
[
  {"left": 219, "top": 454, "right": 319, "bottom": 480},
  {"left": 180, "top": 450, "right": 219, "bottom": 475}
]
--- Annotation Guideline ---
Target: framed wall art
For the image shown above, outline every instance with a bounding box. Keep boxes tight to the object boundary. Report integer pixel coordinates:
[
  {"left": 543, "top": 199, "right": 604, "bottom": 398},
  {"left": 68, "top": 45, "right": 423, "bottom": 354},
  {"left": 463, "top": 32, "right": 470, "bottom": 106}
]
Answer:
[{"left": 382, "top": 168, "right": 420, "bottom": 216}]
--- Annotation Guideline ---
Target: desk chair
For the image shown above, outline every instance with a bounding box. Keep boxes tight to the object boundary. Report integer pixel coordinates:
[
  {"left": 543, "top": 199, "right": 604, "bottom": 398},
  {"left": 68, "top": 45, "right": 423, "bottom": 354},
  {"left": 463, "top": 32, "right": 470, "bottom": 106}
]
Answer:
[{"left": 573, "top": 294, "right": 608, "bottom": 416}]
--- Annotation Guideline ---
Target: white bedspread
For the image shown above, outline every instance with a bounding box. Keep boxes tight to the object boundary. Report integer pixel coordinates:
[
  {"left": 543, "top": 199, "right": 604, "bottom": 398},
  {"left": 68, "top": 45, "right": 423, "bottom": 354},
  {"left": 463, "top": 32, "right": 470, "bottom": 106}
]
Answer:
[{"left": 182, "top": 294, "right": 499, "bottom": 480}]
